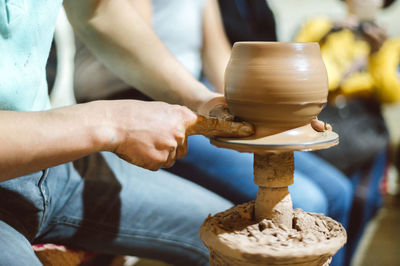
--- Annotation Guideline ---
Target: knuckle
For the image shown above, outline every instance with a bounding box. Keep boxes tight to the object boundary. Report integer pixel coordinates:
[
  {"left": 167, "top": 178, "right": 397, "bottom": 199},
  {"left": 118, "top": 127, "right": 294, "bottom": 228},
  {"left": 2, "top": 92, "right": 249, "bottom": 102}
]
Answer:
[
  {"left": 157, "top": 138, "right": 175, "bottom": 149},
  {"left": 175, "top": 131, "right": 185, "bottom": 141},
  {"left": 171, "top": 104, "right": 186, "bottom": 114},
  {"left": 177, "top": 105, "right": 190, "bottom": 113},
  {"left": 179, "top": 106, "right": 197, "bottom": 120},
  {"left": 165, "top": 140, "right": 178, "bottom": 150}
]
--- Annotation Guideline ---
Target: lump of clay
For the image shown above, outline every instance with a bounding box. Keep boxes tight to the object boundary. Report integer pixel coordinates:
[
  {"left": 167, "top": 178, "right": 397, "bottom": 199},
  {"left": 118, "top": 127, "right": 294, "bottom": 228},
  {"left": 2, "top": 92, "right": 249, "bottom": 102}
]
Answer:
[{"left": 200, "top": 202, "right": 346, "bottom": 266}]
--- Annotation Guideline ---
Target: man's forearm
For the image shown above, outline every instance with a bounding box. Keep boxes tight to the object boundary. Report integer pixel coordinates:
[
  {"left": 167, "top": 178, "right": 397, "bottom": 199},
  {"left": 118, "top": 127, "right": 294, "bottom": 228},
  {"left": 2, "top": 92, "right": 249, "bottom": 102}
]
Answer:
[
  {"left": 0, "top": 103, "right": 110, "bottom": 181},
  {"left": 64, "top": 0, "right": 216, "bottom": 112}
]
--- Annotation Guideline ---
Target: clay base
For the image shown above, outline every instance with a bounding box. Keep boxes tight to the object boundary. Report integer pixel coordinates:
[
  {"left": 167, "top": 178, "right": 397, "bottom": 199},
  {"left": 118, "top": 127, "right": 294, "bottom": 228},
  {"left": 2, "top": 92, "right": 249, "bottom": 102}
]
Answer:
[
  {"left": 200, "top": 202, "right": 346, "bottom": 266},
  {"left": 209, "top": 249, "right": 331, "bottom": 266},
  {"left": 210, "top": 124, "right": 339, "bottom": 153}
]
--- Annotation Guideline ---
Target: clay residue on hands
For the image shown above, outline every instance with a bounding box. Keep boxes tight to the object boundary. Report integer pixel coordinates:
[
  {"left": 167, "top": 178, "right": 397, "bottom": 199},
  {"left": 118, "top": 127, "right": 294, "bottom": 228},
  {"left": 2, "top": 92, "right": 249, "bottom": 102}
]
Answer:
[{"left": 201, "top": 201, "right": 346, "bottom": 259}]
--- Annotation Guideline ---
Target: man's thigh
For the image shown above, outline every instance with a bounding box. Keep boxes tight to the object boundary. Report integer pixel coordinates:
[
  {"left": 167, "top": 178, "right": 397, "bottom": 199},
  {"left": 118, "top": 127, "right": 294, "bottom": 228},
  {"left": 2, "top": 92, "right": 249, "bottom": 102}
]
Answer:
[{"left": 38, "top": 152, "right": 232, "bottom": 265}]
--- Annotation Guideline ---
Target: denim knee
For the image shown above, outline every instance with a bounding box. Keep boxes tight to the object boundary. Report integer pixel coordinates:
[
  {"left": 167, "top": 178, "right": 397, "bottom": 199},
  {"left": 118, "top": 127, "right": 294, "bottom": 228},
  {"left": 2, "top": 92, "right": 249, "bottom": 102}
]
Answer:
[{"left": 290, "top": 174, "right": 329, "bottom": 214}]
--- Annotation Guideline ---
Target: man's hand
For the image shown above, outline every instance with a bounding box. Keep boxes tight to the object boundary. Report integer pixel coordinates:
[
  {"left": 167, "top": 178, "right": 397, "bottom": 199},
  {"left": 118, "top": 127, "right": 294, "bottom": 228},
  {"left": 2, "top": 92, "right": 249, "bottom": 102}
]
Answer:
[
  {"left": 102, "top": 100, "right": 253, "bottom": 171},
  {"left": 101, "top": 100, "right": 195, "bottom": 170},
  {"left": 198, "top": 95, "right": 235, "bottom": 120},
  {"left": 311, "top": 117, "right": 332, "bottom": 132},
  {"left": 196, "top": 95, "right": 254, "bottom": 135}
]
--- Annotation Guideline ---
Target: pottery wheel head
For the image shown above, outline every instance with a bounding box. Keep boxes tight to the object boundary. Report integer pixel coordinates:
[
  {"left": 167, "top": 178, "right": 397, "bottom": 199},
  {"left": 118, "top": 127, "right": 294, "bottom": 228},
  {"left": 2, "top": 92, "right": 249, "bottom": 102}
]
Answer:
[{"left": 211, "top": 124, "right": 339, "bottom": 153}]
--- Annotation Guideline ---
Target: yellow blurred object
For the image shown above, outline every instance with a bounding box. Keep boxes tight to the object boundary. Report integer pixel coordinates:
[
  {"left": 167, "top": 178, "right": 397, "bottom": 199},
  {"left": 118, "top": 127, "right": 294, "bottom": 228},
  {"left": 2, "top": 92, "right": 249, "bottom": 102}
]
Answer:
[
  {"left": 321, "top": 30, "right": 370, "bottom": 90},
  {"left": 341, "top": 72, "right": 374, "bottom": 96},
  {"left": 295, "top": 18, "right": 400, "bottom": 104},
  {"left": 369, "top": 38, "right": 400, "bottom": 103},
  {"left": 296, "top": 17, "right": 333, "bottom": 43}
]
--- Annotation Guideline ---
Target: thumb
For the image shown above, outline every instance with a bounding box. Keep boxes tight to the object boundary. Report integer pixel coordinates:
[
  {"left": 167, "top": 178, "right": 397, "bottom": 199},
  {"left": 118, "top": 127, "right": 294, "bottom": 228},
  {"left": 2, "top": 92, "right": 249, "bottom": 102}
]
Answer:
[
  {"left": 186, "top": 114, "right": 254, "bottom": 137},
  {"left": 311, "top": 117, "right": 332, "bottom": 132}
]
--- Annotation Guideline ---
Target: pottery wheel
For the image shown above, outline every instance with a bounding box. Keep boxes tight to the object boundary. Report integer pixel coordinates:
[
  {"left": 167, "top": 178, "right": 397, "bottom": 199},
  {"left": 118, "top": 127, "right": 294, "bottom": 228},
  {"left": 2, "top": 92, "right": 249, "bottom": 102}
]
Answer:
[
  {"left": 203, "top": 125, "right": 344, "bottom": 266},
  {"left": 210, "top": 123, "right": 338, "bottom": 153}
]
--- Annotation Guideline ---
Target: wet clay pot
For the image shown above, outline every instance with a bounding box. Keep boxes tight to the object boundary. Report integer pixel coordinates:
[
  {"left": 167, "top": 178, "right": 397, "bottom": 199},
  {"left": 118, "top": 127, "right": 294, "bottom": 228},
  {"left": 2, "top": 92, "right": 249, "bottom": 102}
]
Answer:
[{"left": 224, "top": 42, "right": 328, "bottom": 138}]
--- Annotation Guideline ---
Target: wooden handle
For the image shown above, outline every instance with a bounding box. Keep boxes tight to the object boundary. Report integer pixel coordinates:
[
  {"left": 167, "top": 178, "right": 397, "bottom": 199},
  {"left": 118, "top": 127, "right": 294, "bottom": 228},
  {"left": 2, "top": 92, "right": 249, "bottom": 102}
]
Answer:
[
  {"left": 187, "top": 114, "right": 254, "bottom": 138},
  {"left": 186, "top": 114, "right": 215, "bottom": 136}
]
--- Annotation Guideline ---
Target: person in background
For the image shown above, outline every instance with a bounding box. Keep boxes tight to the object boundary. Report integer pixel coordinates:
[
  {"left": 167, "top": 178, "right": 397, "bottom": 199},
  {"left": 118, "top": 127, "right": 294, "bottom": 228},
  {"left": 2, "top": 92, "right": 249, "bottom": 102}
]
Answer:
[
  {"left": 74, "top": 4, "right": 352, "bottom": 266},
  {"left": 218, "top": 0, "right": 278, "bottom": 43},
  {"left": 295, "top": 0, "right": 400, "bottom": 264}
]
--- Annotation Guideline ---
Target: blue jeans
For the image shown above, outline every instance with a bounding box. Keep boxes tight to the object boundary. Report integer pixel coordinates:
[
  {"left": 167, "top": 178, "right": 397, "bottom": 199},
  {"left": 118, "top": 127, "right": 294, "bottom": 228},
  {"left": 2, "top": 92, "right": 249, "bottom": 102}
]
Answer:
[
  {"left": 344, "top": 150, "right": 387, "bottom": 265},
  {"left": 0, "top": 152, "right": 232, "bottom": 265},
  {"left": 168, "top": 135, "right": 353, "bottom": 266}
]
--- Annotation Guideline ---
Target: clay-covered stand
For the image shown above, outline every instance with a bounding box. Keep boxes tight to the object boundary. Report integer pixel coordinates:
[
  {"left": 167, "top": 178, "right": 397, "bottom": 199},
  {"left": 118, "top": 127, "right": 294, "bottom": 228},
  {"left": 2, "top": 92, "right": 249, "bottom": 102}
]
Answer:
[
  {"left": 200, "top": 129, "right": 346, "bottom": 266},
  {"left": 199, "top": 42, "right": 347, "bottom": 266}
]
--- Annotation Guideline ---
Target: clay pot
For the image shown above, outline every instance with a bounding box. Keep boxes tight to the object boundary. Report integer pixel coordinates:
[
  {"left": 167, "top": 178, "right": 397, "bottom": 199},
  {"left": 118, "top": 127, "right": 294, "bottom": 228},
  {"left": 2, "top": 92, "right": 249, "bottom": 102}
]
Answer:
[
  {"left": 207, "top": 249, "right": 332, "bottom": 266},
  {"left": 225, "top": 42, "right": 328, "bottom": 138}
]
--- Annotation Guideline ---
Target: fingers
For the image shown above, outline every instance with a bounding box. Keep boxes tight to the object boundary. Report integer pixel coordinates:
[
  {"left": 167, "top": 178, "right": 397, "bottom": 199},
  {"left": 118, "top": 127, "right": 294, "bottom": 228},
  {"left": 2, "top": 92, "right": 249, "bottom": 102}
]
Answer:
[
  {"left": 164, "top": 133, "right": 188, "bottom": 168},
  {"left": 324, "top": 122, "right": 332, "bottom": 131},
  {"left": 197, "top": 95, "right": 226, "bottom": 116},
  {"left": 163, "top": 123, "right": 188, "bottom": 168},
  {"left": 164, "top": 146, "right": 177, "bottom": 168},
  {"left": 198, "top": 96, "right": 234, "bottom": 121},
  {"left": 113, "top": 103, "right": 195, "bottom": 171},
  {"left": 209, "top": 105, "right": 234, "bottom": 121},
  {"left": 176, "top": 138, "right": 188, "bottom": 159},
  {"left": 194, "top": 96, "right": 255, "bottom": 137},
  {"left": 311, "top": 118, "right": 332, "bottom": 132}
]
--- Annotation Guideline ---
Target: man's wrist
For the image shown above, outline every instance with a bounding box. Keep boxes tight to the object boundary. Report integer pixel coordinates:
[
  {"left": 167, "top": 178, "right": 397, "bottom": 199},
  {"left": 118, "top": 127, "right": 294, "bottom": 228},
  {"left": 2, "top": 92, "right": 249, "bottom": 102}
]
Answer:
[{"left": 84, "top": 101, "right": 121, "bottom": 153}]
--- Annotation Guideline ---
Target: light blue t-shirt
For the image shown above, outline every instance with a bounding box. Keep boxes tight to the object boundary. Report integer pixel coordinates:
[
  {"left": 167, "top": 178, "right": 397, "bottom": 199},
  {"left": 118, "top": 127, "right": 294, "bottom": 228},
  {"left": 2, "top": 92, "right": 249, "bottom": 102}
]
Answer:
[
  {"left": 0, "top": 0, "right": 63, "bottom": 111},
  {"left": 152, "top": 0, "right": 207, "bottom": 79}
]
